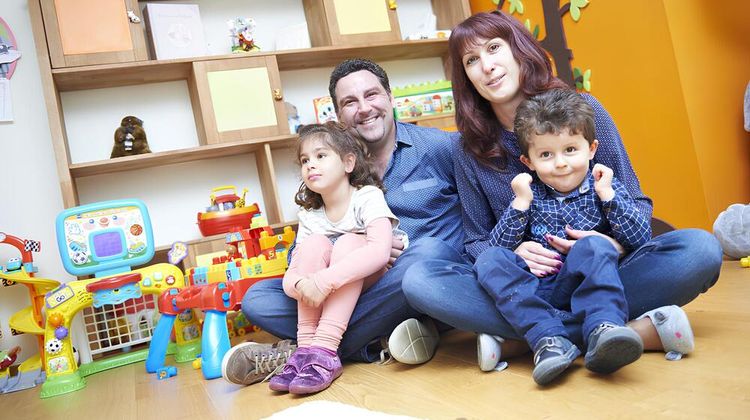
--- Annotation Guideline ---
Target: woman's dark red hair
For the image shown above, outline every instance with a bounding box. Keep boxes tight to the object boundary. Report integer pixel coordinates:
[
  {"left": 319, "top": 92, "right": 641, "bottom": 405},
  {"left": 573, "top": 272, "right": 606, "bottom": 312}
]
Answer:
[{"left": 449, "top": 11, "right": 569, "bottom": 169}]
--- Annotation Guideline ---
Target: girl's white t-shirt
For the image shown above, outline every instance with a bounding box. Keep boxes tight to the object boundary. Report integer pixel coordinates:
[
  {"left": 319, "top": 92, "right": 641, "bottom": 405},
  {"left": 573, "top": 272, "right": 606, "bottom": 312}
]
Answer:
[{"left": 296, "top": 185, "right": 409, "bottom": 248}]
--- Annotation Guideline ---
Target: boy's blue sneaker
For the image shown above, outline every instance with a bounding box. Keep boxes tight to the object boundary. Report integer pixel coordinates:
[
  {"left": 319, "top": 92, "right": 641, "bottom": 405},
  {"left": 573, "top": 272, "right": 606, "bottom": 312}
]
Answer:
[
  {"left": 584, "top": 323, "right": 643, "bottom": 374},
  {"left": 531, "top": 336, "right": 580, "bottom": 385}
]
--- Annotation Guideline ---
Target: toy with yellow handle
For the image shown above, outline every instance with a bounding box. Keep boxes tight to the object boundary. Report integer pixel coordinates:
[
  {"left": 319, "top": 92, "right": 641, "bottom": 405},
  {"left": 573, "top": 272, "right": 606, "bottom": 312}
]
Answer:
[
  {"left": 41, "top": 199, "right": 201, "bottom": 398},
  {"left": 41, "top": 263, "right": 195, "bottom": 398}
]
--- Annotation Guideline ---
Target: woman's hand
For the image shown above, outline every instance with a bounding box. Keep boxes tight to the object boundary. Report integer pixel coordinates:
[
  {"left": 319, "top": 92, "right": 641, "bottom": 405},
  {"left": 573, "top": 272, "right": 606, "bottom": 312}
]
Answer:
[
  {"left": 510, "top": 173, "right": 534, "bottom": 211},
  {"left": 387, "top": 237, "right": 405, "bottom": 269},
  {"left": 294, "top": 276, "right": 328, "bottom": 308},
  {"left": 514, "top": 241, "right": 562, "bottom": 277},
  {"left": 545, "top": 225, "right": 625, "bottom": 255}
]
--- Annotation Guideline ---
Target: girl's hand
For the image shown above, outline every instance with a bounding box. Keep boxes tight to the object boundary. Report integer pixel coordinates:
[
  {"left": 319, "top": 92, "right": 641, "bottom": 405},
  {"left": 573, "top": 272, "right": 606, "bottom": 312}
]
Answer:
[
  {"left": 592, "top": 163, "right": 615, "bottom": 201},
  {"left": 295, "top": 277, "right": 328, "bottom": 308},
  {"left": 510, "top": 173, "right": 534, "bottom": 210},
  {"left": 387, "top": 237, "right": 404, "bottom": 269},
  {"left": 545, "top": 226, "right": 625, "bottom": 256},
  {"left": 514, "top": 241, "right": 562, "bottom": 277}
]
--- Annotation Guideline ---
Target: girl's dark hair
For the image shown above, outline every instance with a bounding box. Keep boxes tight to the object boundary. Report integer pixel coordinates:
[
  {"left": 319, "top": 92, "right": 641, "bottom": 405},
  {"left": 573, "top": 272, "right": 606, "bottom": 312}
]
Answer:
[
  {"left": 294, "top": 121, "right": 384, "bottom": 210},
  {"left": 514, "top": 89, "right": 595, "bottom": 157},
  {"left": 449, "top": 11, "right": 569, "bottom": 170}
]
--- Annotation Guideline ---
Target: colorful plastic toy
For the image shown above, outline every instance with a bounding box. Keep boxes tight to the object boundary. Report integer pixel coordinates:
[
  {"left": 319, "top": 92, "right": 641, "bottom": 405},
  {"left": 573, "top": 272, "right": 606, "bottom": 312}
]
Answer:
[
  {"left": 39, "top": 199, "right": 200, "bottom": 398},
  {"left": 741, "top": 257, "right": 750, "bottom": 267},
  {"left": 393, "top": 80, "right": 455, "bottom": 121},
  {"left": 156, "top": 365, "right": 177, "bottom": 380},
  {"left": 147, "top": 208, "right": 294, "bottom": 380},
  {"left": 197, "top": 186, "right": 260, "bottom": 236},
  {"left": 0, "top": 232, "right": 59, "bottom": 394}
]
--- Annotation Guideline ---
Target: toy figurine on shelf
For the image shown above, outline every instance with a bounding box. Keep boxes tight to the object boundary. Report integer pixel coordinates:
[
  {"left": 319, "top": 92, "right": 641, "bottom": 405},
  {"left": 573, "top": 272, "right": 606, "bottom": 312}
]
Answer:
[
  {"left": 0, "top": 346, "right": 21, "bottom": 370},
  {"left": 227, "top": 17, "right": 260, "bottom": 53},
  {"left": 111, "top": 115, "right": 152, "bottom": 158}
]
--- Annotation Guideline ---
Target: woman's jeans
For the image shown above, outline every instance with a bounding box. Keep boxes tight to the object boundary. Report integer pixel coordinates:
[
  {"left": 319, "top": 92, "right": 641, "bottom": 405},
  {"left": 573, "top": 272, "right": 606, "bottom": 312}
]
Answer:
[{"left": 403, "top": 229, "right": 722, "bottom": 346}]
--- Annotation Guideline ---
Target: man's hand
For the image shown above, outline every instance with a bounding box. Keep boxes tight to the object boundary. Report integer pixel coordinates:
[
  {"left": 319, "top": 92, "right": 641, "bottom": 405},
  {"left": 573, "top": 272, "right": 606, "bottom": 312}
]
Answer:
[
  {"left": 514, "top": 241, "right": 562, "bottom": 277},
  {"left": 387, "top": 237, "right": 405, "bottom": 269},
  {"left": 545, "top": 225, "right": 625, "bottom": 256},
  {"left": 510, "top": 173, "right": 534, "bottom": 211},
  {"left": 294, "top": 276, "right": 328, "bottom": 308},
  {"left": 592, "top": 163, "right": 615, "bottom": 201}
]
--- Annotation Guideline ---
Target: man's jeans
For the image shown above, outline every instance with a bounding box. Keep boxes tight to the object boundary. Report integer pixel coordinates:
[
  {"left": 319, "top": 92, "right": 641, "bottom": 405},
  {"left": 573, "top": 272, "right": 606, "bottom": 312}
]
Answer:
[
  {"left": 403, "top": 229, "right": 722, "bottom": 346},
  {"left": 241, "top": 238, "right": 454, "bottom": 362}
]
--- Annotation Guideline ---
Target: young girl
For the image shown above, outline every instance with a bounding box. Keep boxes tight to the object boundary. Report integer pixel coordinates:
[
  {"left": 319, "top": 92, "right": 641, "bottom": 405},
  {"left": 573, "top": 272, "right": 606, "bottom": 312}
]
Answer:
[{"left": 269, "top": 122, "right": 407, "bottom": 395}]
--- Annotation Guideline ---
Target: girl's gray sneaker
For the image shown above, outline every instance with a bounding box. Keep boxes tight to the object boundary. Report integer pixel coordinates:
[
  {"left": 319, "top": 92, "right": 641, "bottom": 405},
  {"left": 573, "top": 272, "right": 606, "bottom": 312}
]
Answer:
[{"left": 221, "top": 340, "right": 297, "bottom": 385}]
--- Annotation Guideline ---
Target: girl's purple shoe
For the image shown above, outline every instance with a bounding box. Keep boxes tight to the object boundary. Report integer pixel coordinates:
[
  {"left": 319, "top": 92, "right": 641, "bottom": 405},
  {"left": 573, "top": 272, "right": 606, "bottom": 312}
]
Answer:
[
  {"left": 268, "top": 347, "right": 311, "bottom": 392},
  {"left": 288, "top": 347, "right": 343, "bottom": 395}
]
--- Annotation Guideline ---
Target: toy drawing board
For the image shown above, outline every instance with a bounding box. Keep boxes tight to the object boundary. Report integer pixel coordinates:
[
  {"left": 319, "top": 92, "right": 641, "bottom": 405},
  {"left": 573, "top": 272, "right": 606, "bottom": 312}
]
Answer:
[{"left": 56, "top": 199, "right": 154, "bottom": 276}]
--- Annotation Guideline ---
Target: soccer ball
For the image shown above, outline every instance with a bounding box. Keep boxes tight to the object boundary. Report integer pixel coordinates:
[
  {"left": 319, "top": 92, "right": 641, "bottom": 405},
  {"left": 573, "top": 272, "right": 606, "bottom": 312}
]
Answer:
[
  {"left": 45, "top": 338, "right": 63, "bottom": 354},
  {"left": 72, "top": 251, "right": 89, "bottom": 265}
]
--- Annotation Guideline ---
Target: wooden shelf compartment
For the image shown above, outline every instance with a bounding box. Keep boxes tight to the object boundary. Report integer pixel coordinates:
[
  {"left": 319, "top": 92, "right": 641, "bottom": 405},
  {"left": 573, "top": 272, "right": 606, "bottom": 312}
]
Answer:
[
  {"left": 69, "top": 134, "right": 297, "bottom": 178},
  {"left": 52, "top": 39, "right": 450, "bottom": 92}
]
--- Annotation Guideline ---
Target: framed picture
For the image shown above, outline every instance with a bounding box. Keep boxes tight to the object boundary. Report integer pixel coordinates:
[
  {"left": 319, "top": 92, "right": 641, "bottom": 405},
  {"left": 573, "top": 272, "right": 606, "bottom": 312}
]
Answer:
[{"left": 143, "top": 3, "right": 208, "bottom": 60}]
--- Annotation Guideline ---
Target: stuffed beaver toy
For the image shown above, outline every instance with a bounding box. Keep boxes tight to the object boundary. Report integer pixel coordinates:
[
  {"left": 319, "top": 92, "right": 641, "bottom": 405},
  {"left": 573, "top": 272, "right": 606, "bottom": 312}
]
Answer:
[{"left": 111, "top": 116, "right": 152, "bottom": 158}]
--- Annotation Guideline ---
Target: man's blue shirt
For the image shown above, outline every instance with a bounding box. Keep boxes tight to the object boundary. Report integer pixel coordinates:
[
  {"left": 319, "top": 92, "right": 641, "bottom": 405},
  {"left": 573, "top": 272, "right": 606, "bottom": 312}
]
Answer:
[{"left": 385, "top": 122, "right": 463, "bottom": 252}]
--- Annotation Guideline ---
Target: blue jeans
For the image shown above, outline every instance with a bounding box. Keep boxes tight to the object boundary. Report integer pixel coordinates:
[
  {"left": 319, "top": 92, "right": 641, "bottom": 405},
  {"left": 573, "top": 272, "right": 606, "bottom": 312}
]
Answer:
[
  {"left": 241, "top": 238, "right": 456, "bottom": 362},
  {"left": 476, "top": 236, "right": 628, "bottom": 349},
  {"left": 403, "top": 229, "right": 722, "bottom": 344}
]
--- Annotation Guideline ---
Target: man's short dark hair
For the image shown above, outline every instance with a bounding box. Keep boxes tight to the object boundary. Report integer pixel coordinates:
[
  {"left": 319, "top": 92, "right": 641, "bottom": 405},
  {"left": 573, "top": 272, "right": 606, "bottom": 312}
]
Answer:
[
  {"left": 514, "top": 89, "right": 595, "bottom": 157},
  {"left": 328, "top": 59, "right": 391, "bottom": 112}
]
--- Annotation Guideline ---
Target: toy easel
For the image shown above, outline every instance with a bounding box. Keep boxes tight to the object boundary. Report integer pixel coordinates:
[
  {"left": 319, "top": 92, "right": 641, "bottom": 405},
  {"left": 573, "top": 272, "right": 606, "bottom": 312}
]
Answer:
[
  {"left": 0, "top": 232, "right": 59, "bottom": 393},
  {"left": 40, "top": 199, "right": 200, "bottom": 398}
]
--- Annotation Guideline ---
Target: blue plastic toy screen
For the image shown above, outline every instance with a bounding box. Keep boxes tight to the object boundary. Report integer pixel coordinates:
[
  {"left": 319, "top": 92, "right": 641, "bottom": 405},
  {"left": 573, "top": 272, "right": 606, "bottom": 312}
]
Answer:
[{"left": 56, "top": 199, "right": 155, "bottom": 276}]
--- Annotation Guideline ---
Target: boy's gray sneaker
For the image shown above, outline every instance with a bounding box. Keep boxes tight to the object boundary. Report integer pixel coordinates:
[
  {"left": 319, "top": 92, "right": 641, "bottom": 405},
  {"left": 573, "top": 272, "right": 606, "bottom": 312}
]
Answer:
[
  {"left": 221, "top": 340, "right": 297, "bottom": 385},
  {"left": 532, "top": 336, "right": 580, "bottom": 386},
  {"left": 387, "top": 317, "right": 439, "bottom": 365},
  {"left": 584, "top": 323, "right": 643, "bottom": 374}
]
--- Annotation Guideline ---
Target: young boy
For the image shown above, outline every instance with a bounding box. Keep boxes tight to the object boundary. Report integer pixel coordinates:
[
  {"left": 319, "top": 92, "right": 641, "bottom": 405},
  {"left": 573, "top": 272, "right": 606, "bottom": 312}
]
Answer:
[{"left": 474, "top": 89, "right": 652, "bottom": 386}]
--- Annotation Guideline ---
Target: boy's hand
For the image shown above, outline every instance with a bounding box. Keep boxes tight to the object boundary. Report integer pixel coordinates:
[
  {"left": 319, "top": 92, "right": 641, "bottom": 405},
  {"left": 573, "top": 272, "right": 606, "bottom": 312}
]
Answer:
[
  {"left": 545, "top": 226, "right": 625, "bottom": 256},
  {"left": 294, "top": 276, "right": 328, "bottom": 308},
  {"left": 511, "top": 173, "right": 534, "bottom": 210},
  {"left": 592, "top": 164, "right": 615, "bottom": 201}
]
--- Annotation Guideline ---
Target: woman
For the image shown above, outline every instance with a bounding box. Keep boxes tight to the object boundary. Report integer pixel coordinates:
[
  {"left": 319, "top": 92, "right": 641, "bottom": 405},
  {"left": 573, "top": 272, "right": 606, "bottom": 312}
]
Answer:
[{"left": 401, "top": 11, "right": 722, "bottom": 366}]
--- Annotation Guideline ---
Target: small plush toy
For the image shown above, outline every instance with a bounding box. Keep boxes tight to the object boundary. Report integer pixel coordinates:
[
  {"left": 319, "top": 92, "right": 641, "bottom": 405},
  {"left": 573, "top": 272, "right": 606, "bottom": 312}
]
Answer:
[
  {"left": 111, "top": 116, "right": 152, "bottom": 158},
  {"left": 712, "top": 203, "right": 750, "bottom": 259}
]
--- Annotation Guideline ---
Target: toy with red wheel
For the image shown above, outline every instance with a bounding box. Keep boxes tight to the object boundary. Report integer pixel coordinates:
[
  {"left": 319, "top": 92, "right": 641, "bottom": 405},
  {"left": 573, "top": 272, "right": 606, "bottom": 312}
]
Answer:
[{"left": 197, "top": 186, "right": 260, "bottom": 236}]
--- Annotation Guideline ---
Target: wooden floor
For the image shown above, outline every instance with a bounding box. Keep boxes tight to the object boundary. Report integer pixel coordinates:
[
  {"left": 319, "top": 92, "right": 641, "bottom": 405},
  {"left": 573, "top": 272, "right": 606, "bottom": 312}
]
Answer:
[{"left": 6, "top": 262, "right": 749, "bottom": 419}]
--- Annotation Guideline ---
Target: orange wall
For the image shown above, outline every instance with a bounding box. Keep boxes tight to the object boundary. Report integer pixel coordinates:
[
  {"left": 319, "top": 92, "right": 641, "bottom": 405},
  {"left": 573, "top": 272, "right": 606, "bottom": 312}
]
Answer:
[
  {"left": 662, "top": 0, "right": 750, "bottom": 225},
  {"left": 468, "top": 0, "right": 750, "bottom": 229}
]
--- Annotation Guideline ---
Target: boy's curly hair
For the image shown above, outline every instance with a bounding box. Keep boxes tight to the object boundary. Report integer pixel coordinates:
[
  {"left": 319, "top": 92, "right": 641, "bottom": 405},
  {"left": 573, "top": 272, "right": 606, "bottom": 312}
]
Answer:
[
  {"left": 295, "top": 121, "right": 384, "bottom": 210},
  {"left": 514, "top": 89, "right": 595, "bottom": 157}
]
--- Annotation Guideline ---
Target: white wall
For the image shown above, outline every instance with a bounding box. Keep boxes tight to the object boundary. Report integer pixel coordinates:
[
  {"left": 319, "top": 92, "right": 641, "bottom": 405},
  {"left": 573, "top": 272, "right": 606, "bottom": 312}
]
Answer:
[
  {"left": 0, "top": 0, "right": 72, "bottom": 364},
  {"left": 0, "top": 0, "right": 446, "bottom": 364}
]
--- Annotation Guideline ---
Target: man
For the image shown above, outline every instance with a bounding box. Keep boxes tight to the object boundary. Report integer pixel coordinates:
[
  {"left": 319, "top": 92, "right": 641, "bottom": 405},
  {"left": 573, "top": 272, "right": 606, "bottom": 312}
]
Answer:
[{"left": 221, "top": 59, "right": 464, "bottom": 386}]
